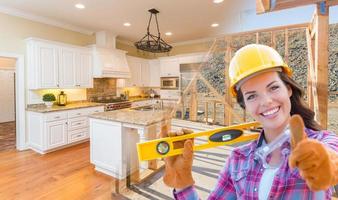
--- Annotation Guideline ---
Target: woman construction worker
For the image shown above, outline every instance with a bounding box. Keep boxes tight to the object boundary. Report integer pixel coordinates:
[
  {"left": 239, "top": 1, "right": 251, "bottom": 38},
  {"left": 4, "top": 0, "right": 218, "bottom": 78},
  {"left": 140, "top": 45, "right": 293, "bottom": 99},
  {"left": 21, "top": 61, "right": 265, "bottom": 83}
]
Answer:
[{"left": 163, "top": 44, "right": 338, "bottom": 199}]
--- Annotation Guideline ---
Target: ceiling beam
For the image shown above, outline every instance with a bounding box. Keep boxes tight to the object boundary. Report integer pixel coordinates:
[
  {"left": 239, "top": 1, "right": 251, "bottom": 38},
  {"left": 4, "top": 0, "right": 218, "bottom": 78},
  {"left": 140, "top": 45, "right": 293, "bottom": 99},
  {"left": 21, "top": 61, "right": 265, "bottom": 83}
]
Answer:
[{"left": 256, "top": 0, "right": 326, "bottom": 14}]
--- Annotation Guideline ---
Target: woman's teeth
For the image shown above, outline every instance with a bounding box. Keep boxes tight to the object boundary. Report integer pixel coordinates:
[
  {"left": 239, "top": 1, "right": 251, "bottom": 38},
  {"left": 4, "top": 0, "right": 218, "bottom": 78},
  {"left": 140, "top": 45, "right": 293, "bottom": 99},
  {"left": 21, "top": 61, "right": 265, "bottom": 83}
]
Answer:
[{"left": 262, "top": 107, "right": 279, "bottom": 116}]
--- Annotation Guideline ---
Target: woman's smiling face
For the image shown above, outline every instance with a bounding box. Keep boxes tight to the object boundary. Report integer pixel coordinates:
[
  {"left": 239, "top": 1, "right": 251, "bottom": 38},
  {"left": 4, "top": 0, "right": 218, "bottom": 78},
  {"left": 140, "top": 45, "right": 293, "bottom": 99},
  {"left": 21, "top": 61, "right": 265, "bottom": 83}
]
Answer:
[{"left": 240, "top": 71, "right": 292, "bottom": 132}]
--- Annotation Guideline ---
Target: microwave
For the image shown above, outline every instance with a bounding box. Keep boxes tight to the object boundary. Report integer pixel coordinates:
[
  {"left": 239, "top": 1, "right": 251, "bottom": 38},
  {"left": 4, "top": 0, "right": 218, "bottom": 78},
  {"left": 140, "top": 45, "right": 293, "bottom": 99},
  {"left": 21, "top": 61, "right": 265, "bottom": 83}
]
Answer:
[{"left": 160, "top": 77, "right": 179, "bottom": 90}]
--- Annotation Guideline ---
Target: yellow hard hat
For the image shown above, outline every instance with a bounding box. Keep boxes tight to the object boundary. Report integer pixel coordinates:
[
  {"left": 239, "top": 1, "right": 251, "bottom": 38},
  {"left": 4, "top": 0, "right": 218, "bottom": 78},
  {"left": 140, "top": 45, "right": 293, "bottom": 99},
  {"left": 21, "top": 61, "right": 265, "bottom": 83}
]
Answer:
[{"left": 229, "top": 44, "right": 292, "bottom": 97}]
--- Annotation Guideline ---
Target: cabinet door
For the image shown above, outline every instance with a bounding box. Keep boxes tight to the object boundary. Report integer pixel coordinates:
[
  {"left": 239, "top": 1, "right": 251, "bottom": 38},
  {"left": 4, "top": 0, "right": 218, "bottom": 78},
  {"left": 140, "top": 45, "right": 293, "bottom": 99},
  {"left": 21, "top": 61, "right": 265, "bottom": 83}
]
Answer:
[
  {"left": 37, "top": 42, "right": 59, "bottom": 88},
  {"left": 160, "top": 58, "right": 179, "bottom": 77},
  {"left": 149, "top": 59, "right": 160, "bottom": 87},
  {"left": 59, "top": 47, "right": 76, "bottom": 88},
  {"left": 126, "top": 56, "right": 142, "bottom": 87},
  {"left": 76, "top": 51, "right": 93, "bottom": 88},
  {"left": 141, "top": 60, "right": 150, "bottom": 87},
  {"left": 46, "top": 119, "right": 67, "bottom": 149}
]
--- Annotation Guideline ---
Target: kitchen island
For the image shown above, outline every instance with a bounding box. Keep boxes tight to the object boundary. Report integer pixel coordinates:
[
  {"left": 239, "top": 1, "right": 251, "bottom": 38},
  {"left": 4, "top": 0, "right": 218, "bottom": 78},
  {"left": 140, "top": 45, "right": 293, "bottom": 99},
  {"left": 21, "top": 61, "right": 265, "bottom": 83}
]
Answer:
[{"left": 89, "top": 107, "right": 172, "bottom": 193}]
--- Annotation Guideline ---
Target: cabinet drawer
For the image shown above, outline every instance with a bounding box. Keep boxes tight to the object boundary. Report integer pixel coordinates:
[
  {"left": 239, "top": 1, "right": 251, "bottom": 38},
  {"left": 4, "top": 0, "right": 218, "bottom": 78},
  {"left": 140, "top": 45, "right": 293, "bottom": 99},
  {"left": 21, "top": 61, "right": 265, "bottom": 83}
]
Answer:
[
  {"left": 45, "top": 112, "right": 68, "bottom": 122},
  {"left": 68, "top": 128, "right": 88, "bottom": 143},
  {"left": 68, "top": 116, "right": 88, "bottom": 131},
  {"left": 68, "top": 109, "right": 88, "bottom": 118}
]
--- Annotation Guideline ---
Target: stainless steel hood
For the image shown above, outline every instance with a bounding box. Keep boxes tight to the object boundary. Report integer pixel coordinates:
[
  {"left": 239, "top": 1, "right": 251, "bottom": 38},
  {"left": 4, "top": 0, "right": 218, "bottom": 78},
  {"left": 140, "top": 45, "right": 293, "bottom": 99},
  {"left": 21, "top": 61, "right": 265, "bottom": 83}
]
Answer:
[{"left": 90, "top": 31, "right": 130, "bottom": 78}]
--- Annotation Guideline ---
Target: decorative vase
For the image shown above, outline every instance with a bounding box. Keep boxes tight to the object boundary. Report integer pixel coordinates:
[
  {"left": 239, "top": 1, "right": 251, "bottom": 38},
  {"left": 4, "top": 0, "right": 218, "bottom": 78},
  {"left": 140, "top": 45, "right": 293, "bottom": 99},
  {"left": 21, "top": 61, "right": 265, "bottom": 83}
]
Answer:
[{"left": 44, "top": 101, "right": 54, "bottom": 107}]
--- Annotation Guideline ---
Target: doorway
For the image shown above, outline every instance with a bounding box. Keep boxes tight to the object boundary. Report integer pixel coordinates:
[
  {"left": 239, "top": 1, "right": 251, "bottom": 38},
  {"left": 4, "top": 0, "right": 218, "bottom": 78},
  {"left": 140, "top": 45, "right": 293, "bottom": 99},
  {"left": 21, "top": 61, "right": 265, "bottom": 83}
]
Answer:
[
  {"left": 0, "top": 57, "right": 16, "bottom": 151},
  {"left": 0, "top": 53, "right": 25, "bottom": 151}
]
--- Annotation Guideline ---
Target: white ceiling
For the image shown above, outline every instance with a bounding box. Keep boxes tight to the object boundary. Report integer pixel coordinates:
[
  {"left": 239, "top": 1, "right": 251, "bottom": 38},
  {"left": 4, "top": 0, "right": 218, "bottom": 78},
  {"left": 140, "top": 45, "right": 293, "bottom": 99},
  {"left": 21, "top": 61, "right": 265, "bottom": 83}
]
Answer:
[{"left": 0, "top": 0, "right": 253, "bottom": 44}]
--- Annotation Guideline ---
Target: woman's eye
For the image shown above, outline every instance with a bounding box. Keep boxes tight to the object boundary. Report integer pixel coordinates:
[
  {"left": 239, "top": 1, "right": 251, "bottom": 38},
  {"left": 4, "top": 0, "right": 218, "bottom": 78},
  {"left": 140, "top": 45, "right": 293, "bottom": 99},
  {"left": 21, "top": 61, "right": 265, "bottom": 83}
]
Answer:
[
  {"left": 270, "top": 85, "right": 280, "bottom": 91},
  {"left": 246, "top": 94, "right": 256, "bottom": 101}
]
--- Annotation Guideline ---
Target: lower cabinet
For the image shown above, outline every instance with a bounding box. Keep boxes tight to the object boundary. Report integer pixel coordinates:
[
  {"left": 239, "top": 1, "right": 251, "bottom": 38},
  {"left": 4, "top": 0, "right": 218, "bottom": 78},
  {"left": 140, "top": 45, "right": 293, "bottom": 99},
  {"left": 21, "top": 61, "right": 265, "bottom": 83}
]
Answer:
[
  {"left": 46, "top": 119, "right": 68, "bottom": 149},
  {"left": 27, "top": 106, "right": 104, "bottom": 154}
]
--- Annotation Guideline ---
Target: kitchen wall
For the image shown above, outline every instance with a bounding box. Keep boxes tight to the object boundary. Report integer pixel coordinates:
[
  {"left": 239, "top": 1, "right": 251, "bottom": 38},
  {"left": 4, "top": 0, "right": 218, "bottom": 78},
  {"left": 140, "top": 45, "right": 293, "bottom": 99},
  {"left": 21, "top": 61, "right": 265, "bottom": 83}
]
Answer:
[
  {"left": 0, "top": 12, "right": 95, "bottom": 104},
  {"left": 86, "top": 78, "right": 117, "bottom": 100},
  {"left": 0, "top": 13, "right": 95, "bottom": 54},
  {"left": 0, "top": 57, "right": 15, "bottom": 123}
]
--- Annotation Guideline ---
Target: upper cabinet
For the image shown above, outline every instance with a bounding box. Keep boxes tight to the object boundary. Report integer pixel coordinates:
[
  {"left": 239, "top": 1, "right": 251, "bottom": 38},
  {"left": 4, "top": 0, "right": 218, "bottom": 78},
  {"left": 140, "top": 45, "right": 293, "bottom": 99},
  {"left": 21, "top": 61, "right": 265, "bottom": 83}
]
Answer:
[
  {"left": 26, "top": 38, "right": 93, "bottom": 89},
  {"left": 148, "top": 59, "right": 160, "bottom": 87},
  {"left": 160, "top": 57, "right": 180, "bottom": 77}
]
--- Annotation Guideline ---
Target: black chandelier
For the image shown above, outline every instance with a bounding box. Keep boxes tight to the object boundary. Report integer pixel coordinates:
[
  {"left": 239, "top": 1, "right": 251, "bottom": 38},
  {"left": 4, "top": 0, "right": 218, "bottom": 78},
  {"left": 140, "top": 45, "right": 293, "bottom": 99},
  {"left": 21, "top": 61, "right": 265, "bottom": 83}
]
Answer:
[{"left": 134, "top": 8, "right": 172, "bottom": 53}]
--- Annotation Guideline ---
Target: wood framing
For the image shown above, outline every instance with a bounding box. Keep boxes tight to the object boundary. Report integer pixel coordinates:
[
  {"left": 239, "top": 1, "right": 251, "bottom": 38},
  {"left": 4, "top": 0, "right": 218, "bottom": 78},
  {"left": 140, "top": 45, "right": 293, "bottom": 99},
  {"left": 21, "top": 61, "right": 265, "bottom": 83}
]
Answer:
[
  {"left": 313, "top": 4, "right": 329, "bottom": 128},
  {"left": 189, "top": 79, "right": 198, "bottom": 121},
  {"left": 256, "top": 0, "right": 325, "bottom": 14},
  {"left": 255, "top": 0, "right": 333, "bottom": 129},
  {"left": 224, "top": 37, "right": 233, "bottom": 125}
]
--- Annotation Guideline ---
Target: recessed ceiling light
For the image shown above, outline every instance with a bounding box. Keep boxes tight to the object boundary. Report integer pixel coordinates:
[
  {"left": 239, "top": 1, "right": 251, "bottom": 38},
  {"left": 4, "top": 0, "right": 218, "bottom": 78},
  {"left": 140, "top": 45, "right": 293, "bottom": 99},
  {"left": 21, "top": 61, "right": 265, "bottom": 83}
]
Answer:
[
  {"left": 211, "top": 23, "right": 219, "bottom": 27},
  {"left": 165, "top": 32, "right": 172, "bottom": 36},
  {"left": 123, "top": 22, "right": 131, "bottom": 27},
  {"left": 75, "top": 3, "right": 85, "bottom": 9},
  {"left": 213, "top": 0, "right": 224, "bottom": 3}
]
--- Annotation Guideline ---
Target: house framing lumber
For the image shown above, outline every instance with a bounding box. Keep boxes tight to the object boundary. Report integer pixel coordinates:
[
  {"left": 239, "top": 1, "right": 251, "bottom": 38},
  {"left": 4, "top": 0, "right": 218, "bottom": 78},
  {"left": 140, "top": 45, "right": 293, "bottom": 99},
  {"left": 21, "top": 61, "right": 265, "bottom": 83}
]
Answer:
[{"left": 255, "top": 0, "right": 332, "bottom": 128}]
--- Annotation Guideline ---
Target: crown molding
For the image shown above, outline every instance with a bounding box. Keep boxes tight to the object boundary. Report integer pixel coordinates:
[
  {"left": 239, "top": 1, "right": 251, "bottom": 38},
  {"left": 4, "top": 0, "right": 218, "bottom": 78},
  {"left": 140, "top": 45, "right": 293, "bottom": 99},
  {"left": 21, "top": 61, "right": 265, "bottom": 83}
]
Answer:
[{"left": 0, "top": 5, "right": 94, "bottom": 35}]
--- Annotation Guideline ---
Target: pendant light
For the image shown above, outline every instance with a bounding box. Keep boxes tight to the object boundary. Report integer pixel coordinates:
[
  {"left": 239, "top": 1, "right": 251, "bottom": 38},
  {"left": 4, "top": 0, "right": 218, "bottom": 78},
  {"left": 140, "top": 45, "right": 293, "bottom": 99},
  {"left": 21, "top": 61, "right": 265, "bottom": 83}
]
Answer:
[{"left": 134, "top": 8, "right": 172, "bottom": 53}]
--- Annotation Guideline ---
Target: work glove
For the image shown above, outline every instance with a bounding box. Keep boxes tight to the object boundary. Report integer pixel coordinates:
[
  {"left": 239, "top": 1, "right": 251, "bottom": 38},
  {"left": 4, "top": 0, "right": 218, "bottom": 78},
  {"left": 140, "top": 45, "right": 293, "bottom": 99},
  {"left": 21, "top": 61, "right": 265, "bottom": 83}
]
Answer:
[
  {"left": 162, "top": 126, "right": 195, "bottom": 189},
  {"left": 288, "top": 115, "right": 338, "bottom": 191}
]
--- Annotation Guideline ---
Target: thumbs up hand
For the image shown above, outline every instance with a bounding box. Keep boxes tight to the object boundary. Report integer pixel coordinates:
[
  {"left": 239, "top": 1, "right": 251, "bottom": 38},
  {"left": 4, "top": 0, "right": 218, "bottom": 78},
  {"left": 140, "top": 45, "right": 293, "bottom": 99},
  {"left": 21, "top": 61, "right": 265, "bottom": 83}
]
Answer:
[{"left": 288, "top": 115, "right": 338, "bottom": 191}]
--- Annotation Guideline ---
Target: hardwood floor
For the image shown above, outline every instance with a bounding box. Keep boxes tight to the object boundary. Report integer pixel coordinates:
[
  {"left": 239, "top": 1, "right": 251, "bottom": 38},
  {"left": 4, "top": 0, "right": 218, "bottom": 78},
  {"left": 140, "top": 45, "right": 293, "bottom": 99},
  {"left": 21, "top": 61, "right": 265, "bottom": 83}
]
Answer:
[
  {"left": 0, "top": 121, "right": 16, "bottom": 151},
  {"left": 0, "top": 142, "right": 118, "bottom": 200}
]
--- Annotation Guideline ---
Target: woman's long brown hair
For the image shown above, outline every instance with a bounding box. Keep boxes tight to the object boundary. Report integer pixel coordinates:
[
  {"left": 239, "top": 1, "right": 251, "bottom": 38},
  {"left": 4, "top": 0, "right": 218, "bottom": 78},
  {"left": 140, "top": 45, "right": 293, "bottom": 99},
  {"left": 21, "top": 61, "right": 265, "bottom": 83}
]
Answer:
[{"left": 235, "top": 72, "right": 322, "bottom": 131}]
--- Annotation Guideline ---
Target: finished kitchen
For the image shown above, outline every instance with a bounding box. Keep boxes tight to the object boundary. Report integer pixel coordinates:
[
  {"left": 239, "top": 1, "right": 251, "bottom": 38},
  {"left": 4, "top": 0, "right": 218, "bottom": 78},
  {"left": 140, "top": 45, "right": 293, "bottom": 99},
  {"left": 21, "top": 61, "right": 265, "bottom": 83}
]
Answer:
[{"left": 1, "top": 1, "right": 338, "bottom": 199}]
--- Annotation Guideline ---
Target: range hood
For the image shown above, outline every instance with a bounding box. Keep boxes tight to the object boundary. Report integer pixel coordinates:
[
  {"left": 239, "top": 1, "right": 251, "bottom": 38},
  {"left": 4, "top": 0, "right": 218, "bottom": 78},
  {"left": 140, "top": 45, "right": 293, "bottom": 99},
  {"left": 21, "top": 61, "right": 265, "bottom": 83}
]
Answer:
[{"left": 91, "top": 31, "right": 130, "bottom": 78}]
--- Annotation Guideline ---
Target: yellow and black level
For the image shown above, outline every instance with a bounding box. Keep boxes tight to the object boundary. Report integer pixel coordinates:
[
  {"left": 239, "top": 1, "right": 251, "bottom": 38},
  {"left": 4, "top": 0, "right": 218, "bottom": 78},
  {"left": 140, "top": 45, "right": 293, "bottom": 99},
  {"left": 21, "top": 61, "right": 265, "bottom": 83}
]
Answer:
[{"left": 137, "top": 121, "right": 261, "bottom": 161}]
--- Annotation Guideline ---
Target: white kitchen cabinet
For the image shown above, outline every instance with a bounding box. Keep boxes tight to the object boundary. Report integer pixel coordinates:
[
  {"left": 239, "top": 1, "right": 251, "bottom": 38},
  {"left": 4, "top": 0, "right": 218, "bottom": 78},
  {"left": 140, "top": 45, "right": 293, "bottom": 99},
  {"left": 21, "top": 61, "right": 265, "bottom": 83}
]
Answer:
[
  {"left": 141, "top": 61, "right": 150, "bottom": 87},
  {"left": 127, "top": 56, "right": 142, "bottom": 87},
  {"left": 27, "top": 106, "right": 104, "bottom": 154},
  {"left": 46, "top": 119, "right": 68, "bottom": 149},
  {"left": 76, "top": 51, "right": 93, "bottom": 88},
  {"left": 124, "top": 56, "right": 152, "bottom": 87},
  {"left": 26, "top": 38, "right": 93, "bottom": 89},
  {"left": 148, "top": 59, "right": 160, "bottom": 87},
  {"left": 33, "top": 41, "right": 59, "bottom": 88},
  {"left": 160, "top": 57, "right": 180, "bottom": 77},
  {"left": 59, "top": 47, "right": 76, "bottom": 88}
]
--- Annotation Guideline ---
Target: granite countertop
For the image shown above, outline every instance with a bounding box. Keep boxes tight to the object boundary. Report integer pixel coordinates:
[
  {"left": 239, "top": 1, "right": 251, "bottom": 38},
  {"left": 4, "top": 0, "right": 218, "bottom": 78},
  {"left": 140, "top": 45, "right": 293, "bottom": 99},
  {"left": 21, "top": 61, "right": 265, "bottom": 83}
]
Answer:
[
  {"left": 26, "top": 101, "right": 104, "bottom": 113},
  {"left": 89, "top": 107, "right": 173, "bottom": 126}
]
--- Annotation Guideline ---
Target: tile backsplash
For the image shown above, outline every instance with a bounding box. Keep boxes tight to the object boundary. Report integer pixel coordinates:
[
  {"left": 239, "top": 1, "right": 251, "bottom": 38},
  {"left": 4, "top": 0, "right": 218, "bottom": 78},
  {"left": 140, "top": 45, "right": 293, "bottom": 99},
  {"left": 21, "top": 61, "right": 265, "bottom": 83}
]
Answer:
[{"left": 86, "top": 78, "right": 117, "bottom": 100}]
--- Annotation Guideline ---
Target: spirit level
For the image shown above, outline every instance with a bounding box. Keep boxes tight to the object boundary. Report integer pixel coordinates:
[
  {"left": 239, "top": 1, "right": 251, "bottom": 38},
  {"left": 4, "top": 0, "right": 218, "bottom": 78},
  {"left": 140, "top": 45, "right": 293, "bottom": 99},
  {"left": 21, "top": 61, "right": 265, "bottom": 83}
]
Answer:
[{"left": 137, "top": 121, "right": 261, "bottom": 161}]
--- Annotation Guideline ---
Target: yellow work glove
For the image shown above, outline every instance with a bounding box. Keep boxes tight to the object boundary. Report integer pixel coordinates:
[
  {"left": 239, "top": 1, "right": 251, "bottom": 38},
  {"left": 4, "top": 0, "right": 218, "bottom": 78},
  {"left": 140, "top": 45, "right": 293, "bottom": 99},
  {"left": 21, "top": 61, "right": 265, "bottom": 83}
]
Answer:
[
  {"left": 162, "top": 127, "right": 195, "bottom": 189},
  {"left": 288, "top": 115, "right": 338, "bottom": 191}
]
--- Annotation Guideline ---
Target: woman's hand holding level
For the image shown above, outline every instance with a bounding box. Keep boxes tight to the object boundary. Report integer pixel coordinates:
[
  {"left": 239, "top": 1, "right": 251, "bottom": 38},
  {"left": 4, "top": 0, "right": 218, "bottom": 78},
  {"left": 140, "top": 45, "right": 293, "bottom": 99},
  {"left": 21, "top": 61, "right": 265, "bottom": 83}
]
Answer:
[{"left": 162, "top": 126, "right": 195, "bottom": 189}]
